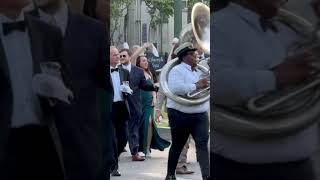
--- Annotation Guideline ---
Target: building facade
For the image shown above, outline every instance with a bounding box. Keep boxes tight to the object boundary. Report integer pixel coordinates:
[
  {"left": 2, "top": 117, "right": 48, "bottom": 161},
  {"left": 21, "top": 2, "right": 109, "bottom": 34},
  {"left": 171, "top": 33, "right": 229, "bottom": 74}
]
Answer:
[
  {"left": 112, "top": 0, "right": 192, "bottom": 54},
  {"left": 111, "top": 0, "right": 316, "bottom": 53}
]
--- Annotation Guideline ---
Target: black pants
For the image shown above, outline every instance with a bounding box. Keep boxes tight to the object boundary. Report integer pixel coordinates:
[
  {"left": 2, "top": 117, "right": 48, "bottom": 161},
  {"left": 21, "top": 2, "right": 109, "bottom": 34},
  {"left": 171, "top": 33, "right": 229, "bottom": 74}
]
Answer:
[
  {"left": 167, "top": 108, "right": 210, "bottom": 180},
  {"left": 5, "top": 125, "right": 64, "bottom": 180},
  {"left": 110, "top": 101, "right": 129, "bottom": 171},
  {"left": 212, "top": 153, "right": 316, "bottom": 180}
]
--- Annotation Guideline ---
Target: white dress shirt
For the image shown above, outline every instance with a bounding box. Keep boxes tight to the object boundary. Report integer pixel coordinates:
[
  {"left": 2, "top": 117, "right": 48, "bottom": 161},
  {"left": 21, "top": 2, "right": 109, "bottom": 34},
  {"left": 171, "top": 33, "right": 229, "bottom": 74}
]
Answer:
[
  {"left": 0, "top": 13, "right": 42, "bottom": 127},
  {"left": 39, "top": 3, "right": 68, "bottom": 36},
  {"left": 122, "top": 63, "right": 132, "bottom": 73},
  {"left": 212, "top": 3, "right": 319, "bottom": 163},
  {"left": 167, "top": 62, "right": 209, "bottom": 113},
  {"left": 110, "top": 65, "right": 123, "bottom": 102}
]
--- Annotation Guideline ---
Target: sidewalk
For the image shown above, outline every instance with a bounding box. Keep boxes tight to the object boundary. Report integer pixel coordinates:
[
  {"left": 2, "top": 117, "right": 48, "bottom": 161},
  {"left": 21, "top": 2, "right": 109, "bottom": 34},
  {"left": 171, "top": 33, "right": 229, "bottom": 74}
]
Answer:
[{"left": 111, "top": 129, "right": 203, "bottom": 180}]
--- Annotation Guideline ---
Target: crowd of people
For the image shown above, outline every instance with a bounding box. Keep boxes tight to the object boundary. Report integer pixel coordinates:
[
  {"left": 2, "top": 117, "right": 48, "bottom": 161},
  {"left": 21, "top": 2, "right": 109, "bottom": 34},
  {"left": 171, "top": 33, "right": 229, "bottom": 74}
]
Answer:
[{"left": 109, "top": 38, "right": 210, "bottom": 180}]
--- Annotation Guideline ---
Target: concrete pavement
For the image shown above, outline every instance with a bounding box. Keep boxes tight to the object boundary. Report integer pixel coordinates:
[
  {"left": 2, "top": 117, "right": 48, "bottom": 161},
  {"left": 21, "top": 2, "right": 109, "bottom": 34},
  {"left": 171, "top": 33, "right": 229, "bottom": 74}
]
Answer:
[
  {"left": 111, "top": 129, "right": 203, "bottom": 180},
  {"left": 110, "top": 128, "right": 320, "bottom": 180}
]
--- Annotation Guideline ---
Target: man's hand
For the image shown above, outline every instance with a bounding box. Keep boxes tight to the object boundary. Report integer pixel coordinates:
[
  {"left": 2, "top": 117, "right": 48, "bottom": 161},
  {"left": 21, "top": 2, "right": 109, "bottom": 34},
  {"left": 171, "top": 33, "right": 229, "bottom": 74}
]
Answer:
[
  {"left": 272, "top": 51, "right": 314, "bottom": 89},
  {"left": 151, "top": 97, "right": 156, "bottom": 107},
  {"left": 155, "top": 109, "right": 162, "bottom": 123},
  {"left": 172, "top": 38, "right": 179, "bottom": 46},
  {"left": 154, "top": 83, "right": 160, "bottom": 92},
  {"left": 195, "top": 77, "right": 209, "bottom": 89},
  {"left": 143, "top": 42, "right": 153, "bottom": 49}
]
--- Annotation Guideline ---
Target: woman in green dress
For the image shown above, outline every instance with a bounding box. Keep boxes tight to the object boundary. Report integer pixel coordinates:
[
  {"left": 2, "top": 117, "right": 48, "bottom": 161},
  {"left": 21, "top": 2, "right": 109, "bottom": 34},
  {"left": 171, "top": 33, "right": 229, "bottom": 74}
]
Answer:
[{"left": 136, "top": 56, "right": 171, "bottom": 158}]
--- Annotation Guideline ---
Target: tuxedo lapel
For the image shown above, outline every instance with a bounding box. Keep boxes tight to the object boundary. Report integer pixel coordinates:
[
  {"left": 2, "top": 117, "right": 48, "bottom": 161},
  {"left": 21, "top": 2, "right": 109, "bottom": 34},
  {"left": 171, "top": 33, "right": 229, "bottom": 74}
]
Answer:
[
  {"left": 129, "top": 66, "right": 135, "bottom": 87},
  {"left": 0, "top": 39, "right": 9, "bottom": 81},
  {"left": 119, "top": 67, "right": 124, "bottom": 85},
  {"left": 63, "top": 7, "right": 73, "bottom": 40},
  {"left": 110, "top": 74, "right": 114, "bottom": 89},
  {"left": 62, "top": 11, "right": 76, "bottom": 66},
  {"left": 25, "top": 15, "right": 43, "bottom": 74}
]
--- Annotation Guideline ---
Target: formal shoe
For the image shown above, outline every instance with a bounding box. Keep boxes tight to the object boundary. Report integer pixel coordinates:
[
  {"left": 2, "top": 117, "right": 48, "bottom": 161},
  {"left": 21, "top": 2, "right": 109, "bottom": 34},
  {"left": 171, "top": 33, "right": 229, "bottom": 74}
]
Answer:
[
  {"left": 132, "top": 154, "right": 145, "bottom": 161},
  {"left": 165, "top": 174, "right": 177, "bottom": 180},
  {"left": 176, "top": 165, "right": 194, "bottom": 174},
  {"left": 110, "top": 169, "right": 121, "bottom": 176}
]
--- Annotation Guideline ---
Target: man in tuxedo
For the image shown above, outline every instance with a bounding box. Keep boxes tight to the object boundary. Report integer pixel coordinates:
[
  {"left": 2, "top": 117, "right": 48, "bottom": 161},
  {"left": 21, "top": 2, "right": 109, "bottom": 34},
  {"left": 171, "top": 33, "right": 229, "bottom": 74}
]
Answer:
[
  {"left": 0, "top": 0, "right": 67, "bottom": 179},
  {"left": 32, "top": 0, "right": 112, "bottom": 179},
  {"left": 109, "top": 46, "right": 130, "bottom": 176},
  {"left": 119, "top": 49, "right": 157, "bottom": 161}
]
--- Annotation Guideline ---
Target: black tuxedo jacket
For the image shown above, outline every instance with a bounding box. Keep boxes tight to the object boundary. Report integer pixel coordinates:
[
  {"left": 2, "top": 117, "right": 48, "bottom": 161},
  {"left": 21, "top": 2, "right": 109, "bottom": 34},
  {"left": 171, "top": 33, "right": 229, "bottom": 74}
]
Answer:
[
  {"left": 110, "top": 66, "right": 130, "bottom": 114},
  {"left": 47, "top": 11, "right": 111, "bottom": 180},
  {"left": 0, "top": 14, "right": 65, "bottom": 178}
]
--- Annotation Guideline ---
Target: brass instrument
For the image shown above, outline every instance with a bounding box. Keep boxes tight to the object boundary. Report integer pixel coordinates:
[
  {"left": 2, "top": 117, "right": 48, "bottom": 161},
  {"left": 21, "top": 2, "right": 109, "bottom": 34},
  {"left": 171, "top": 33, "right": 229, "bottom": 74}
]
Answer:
[
  {"left": 159, "top": 2, "right": 210, "bottom": 106},
  {"left": 213, "top": 9, "right": 320, "bottom": 139}
]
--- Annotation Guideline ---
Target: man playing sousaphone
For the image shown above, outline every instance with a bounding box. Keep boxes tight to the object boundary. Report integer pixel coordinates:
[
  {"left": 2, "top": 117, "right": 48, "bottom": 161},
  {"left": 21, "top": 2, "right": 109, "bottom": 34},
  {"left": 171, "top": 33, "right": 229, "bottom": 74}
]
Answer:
[
  {"left": 165, "top": 42, "right": 210, "bottom": 180},
  {"left": 212, "top": 0, "right": 319, "bottom": 179}
]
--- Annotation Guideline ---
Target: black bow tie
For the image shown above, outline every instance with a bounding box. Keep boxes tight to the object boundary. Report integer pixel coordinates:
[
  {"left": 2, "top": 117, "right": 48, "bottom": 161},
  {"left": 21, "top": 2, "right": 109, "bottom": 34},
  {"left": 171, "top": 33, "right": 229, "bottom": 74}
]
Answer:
[
  {"left": 111, "top": 68, "right": 119, "bottom": 73},
  {"left": 260, "top": 18, "right": 278, "bottom": 33},
  {"left": 2, "top": 21, "right": 26, "bottom": 36}
]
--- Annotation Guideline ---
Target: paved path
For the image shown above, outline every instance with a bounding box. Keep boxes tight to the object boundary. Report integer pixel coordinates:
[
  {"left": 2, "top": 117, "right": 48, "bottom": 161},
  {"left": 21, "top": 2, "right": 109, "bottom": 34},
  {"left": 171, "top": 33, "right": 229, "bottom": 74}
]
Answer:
[
  {"left": 111, "top": 128, "right": 320, "bottom": 180},
  {"left": 111, "top": 129, "right": 203, "bottom": 180}
]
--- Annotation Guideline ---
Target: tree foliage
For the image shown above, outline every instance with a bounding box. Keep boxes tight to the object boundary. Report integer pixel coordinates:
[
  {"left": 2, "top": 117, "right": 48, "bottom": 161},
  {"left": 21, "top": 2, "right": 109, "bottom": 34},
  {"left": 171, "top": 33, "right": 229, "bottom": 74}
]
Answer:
[
  {"left": 187, "top": 0, "right": 210, "bottom": 8},
  {"left": 110, "top": 0, "right": 134, "bottom": 45},
  {"left": 144, "top": 0, "right": 174, "bottom": 29}
]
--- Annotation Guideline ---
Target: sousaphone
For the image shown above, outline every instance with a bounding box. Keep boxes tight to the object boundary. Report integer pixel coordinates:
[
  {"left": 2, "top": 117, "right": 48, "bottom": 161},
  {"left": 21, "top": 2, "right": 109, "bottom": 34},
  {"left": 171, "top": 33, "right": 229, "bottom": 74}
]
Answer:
[
  {"left": 213, "top": 9, "right": 320, "bottom": 139},
  {"left": 160, "top": 2, "right": 210, "bottom": 106}
]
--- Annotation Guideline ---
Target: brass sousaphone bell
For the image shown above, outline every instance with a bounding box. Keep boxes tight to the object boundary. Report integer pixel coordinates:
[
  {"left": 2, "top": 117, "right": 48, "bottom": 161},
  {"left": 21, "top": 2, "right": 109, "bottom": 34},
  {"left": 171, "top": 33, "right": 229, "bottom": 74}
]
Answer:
[{"left": 159, "top": 2, "right": 210, "bottom": 105}]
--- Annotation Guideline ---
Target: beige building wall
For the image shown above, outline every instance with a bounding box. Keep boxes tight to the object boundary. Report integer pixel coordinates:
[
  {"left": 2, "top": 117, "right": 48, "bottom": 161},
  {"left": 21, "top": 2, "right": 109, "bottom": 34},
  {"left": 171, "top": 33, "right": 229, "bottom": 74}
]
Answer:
[{"left": 112, "top": 0, "right": 189, "bottom": 54}]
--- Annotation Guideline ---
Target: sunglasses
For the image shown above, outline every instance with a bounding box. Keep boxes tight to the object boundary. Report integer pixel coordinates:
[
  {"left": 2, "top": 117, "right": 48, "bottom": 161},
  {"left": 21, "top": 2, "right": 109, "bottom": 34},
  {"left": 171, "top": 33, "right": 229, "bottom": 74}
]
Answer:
[{"left": 120, "top": 55, "right": 127, "bottom": 58}]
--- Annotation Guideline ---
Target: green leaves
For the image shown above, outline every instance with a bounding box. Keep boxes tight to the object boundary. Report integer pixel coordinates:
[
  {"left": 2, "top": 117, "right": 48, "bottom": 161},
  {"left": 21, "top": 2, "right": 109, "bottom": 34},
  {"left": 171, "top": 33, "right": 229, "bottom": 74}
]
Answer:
[
  {"left": 187, "top": 0, "right": 210, "bottom": 9},
  {"left": 143, "top": 0, "right": 210, "bottom": 29},
  {"left": 110, "top": 0, "right": 134, "bottom": 45},
  {"left": 144, "top": 0, "right": 174, "bottom": 29}
]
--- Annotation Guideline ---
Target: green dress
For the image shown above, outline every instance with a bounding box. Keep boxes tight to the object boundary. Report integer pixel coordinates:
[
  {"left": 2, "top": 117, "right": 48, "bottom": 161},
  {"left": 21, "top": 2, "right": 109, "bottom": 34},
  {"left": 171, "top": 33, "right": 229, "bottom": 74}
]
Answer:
[{"left": 139, "top": 79, "right": 171, "bottom": 154}]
